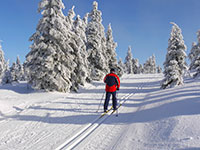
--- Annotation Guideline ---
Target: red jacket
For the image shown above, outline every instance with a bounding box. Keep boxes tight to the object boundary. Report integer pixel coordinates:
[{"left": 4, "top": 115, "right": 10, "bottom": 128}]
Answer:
[{"left": 104, "top": 73, "right": 120, "bottom": 92}]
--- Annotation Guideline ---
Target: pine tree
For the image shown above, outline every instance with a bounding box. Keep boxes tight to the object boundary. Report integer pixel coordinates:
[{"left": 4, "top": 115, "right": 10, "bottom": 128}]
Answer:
[
  {"left": 157, "top": 65, "right": 162, "bottom": 73},
  {"left": 124, "top": 46, "right": 133, "bottom": 74},
  {"left": 188, "top": 42, "right": 198, "bottom": 63},
  {"left": 2, "top": 61, "right": 19, "bottom": 84},
  {"left": 106, "top": 23, "right": 123, "bottom": 76},
  {"left": 25, "top": 0, "right": 75, "bottom": 92},
  {"left": 132, "top": 58, "right": 139, "bottom": 74},
  {"left": 66, "top": 6, "right": 75, "bottom": 30},
  {"left": 9, "top": 62, "right": 18, "bottom": 82},
  {"left": 86, "top": 1, "right": 109, "bottom": 80},
  {"left": 143, "top": 55, "right": 157, "bottom": 74},
  {"left": 161, "top": 22, "right": 187, "bottom": 89},
  {"left": 0, "top": 43, "right": 6, "bottom": 80},
  {"left": 106, "top": 24, "right": 117, "bottom": 68},
  {"left": 188, "top": 31, "right": 200, "bottom": 77},
  {"left": 138, "top": 64, "right": 144, "bottom": 74},
  {"left": 143, "top": 57, "right": 151, "bottom": 74},
  {"left": 2, "top": 60, "right": 12, "bottom": 84},
  {"left": 73, "top": 14, "right": 91, "bottom": 86},
  {"left": 15, "top": 56, "right": 25, "bottom": 81},
  {"left": 118, "top": 58, "right": 124, "bottom": 75},
  {"left": 65, "top": 6, "right": 80, "bottom": 92},
  {"left": 151, "top": 55, "right": 157, "bottom": 74}
]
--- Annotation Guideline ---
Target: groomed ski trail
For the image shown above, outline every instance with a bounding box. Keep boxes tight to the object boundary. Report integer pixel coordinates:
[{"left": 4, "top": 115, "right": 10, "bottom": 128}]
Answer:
[
  {"left": 74, "top": 74, "right": 200, "bottom": 150},
  {"left": 55, "top": 93, "right": 135, "bottom": 150}
]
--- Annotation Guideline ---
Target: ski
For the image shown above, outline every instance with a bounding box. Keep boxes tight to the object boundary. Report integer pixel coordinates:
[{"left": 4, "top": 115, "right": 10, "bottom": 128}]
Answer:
[
  {"left": 99, "top": 95, "right": 126, "bottom": 118},
  {"left": 99, "top": 106, "right": 113, "bottom": 118}
]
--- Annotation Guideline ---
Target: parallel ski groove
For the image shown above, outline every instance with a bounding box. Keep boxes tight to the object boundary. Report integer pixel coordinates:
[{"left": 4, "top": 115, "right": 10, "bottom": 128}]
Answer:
[{"left": 55, "top": 93, "right": 134, "bottom": 150}]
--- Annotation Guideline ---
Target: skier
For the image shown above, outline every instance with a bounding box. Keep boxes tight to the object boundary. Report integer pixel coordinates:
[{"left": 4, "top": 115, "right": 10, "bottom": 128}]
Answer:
[{"left": 103, "top": 68, "right": 120, "bottom": 112}]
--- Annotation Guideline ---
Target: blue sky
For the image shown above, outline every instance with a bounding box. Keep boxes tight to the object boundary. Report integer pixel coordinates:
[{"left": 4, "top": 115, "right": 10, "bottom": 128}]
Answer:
[{"left": 0, "top": 0, "right": 200, "bottom": 67}]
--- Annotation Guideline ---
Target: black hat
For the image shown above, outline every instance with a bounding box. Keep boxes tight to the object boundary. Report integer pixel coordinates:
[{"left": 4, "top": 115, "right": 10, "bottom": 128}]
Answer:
[{"left": 110, "top": 68, "right": 115, "bottom": 72}]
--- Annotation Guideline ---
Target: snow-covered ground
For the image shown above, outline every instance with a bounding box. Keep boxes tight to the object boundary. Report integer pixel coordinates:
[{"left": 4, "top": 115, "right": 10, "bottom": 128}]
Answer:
[{"left": 0, "top": 74, "right": 200, "bottom": 150}]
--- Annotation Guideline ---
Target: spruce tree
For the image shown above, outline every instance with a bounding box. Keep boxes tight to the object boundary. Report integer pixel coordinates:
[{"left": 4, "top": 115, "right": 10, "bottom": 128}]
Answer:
[
  {"left": 106, "top": 24, "right": 117, "bottom": 68},
  {"left": 188, "top": 42, "right": 198, "bottom": 63},
  {"left": 1, "top": 60, "right": 11, "bottom": 84},
  {"left": 143, "top": 55, "right": 157, "bottom": 74},
  {"left": 25, "top": 0, "right": 74, "bottom": 92},
  {"left": 66, "top": 6, "right": 75, "bottom": 30},
  {"left": 188, "top": 31, "right": 200, "bottom": 77},
  {"left": 151, "top": 55, "right": 157, "bottom": 74},
  {"left": 73, "top": 14, "right": 91, "bottom": 86},
  {"left": 157, "top": 65, "right": 162, "bottom": 73},
  {"left": 143, "top": 57, "right": 151, "bottom": 74},
  {"left": 16, "top": 56, "right": 25, "bottom": 81},
  {"left": 2, "top": 61, "right": 19, "bottom": 84},
  {"left": 106, "top": 23, "right": 123, "bottom": 76},
  {"left": 138, "top": 64, "right": 144, "bottom": 74},
  {"left": 132, "top": 58, "right": 139, "bottom": 74},
  {"left": 0, "top": 43, "right": 6, "bottom": 80},
  {"left": 161, "top": 22, "right": 187, "bottom": 89},
  {"left": 9, "top": 62, "right": 18, "bottom": 83},
  {"left": 86, "top": 1, "right": 109, "bottom": 80},
  {"left": 124, "top": 46, "right": 133, "bottom": 74},
  {"left": 118, "top": 58, "right": 124, "bottom": 75},
  {"left": 65, "top": 6, "right": 80, "bottom": 92}
]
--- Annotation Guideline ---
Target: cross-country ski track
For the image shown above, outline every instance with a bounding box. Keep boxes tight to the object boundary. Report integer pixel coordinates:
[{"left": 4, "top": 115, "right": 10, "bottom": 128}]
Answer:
[
  {"left": 56, "top": 93, "right": 135, "bottom": 150},
  {"left": 1, "top": 74, "right": 200, "bottom": 150}
]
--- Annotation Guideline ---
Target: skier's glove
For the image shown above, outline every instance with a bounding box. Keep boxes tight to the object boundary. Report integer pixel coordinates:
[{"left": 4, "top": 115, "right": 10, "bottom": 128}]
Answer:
[{"left": 117, "top": 88, "right": 119, "bottom": 91}]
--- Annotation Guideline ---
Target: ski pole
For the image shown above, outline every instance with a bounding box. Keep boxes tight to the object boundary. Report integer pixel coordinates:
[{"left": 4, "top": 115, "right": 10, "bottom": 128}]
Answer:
[
  {"left": 116, "top": 91, "right": 119, "bottom": 116},
  {"left": 96, "top": 92, "right": 105, "bottom": 112}
]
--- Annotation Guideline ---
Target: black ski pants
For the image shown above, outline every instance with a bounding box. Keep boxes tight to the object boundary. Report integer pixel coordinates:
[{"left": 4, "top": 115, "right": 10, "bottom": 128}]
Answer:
[{"left": 104, "top": 91, "right": 117, "bottom": 111}]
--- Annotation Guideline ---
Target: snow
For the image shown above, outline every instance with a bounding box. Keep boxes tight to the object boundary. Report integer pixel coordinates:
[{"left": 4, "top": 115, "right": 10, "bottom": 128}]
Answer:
[{"left": 0, "top": 74, "right": 200, "bottom": 150}]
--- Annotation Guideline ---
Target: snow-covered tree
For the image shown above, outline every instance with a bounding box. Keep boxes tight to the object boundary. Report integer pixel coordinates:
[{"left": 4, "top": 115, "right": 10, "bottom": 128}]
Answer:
[
  {"left": 124, "top": 46, "right": 133, "bottom": 74},
  {"left": 188, "top": 31, "right": 200, "bottom": 77},
  {"left": 1, "top": 60, "right": 11, "bottom": 84},
  {"left": 189, "top": 42, "right": 198, "bottom": 63},
  {"left": 15, "top": 56, "right": 25, "bottom": 81},
  {"left": 118, "top": 58, "right": 124, "bottom": 75},
  {"left": 2, "top": 56, "right": 27, "bottom": 84},
  {"left": 143, "top": 55, "right": 157, "bottom": 74},
  {"left": 161, "top": 60, "right": 182, "bottom": 89},
  {"left": 151, "top": 55, "right": 157, "bottom": 74},
  {"left": 132, "top": 58, "right": 139, "bottom": 74},
  {"left": 143, "top": 57, "right": 151, "bottom": 74},
  {"left": 0, "top": 43, "right": 6, "bottom": 80},
  {"left": 2, "top": 60, "right": 20, "bottom": 84},
  {"left": 9, "top": 62, "right": 18, "bottom": 82},
  {"left": 157, "top": 65, "right": 162, "bottom": 73},
  {"left": 161, "top": 22, "right": 187, "bottom": 89},
  {"left": 64, "top": 6, "right": 80, "bottom": 92},
  {"left": 25, "top": 0, "right": 75, "bottom": 92},
  {"left": 86, "top": 1, "right": 109, "bottom": 80},
  {"left": 73, "top": 14, "right": 91, "bottom": 86},
  {"left": 106, "top": 24, "right": 117, "bottom": 68},
  {"left": 138, "top": 64, "right": 144, "bottom": 74},
  {"left": 66, "top": 5, "right": 75, "bottom": 30},
  {"left": 106, "top": 23, "right": 123, "bottom": 76}
]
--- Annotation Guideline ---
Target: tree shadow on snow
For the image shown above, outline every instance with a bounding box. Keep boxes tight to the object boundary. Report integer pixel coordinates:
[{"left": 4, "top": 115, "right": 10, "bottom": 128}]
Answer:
[
  {"left": 179, "top": 148, "right": 200, "bottom": 150},
  {"left": 0, "top": 82, "right": 34, "bottom": 94},
  {"left": 0, "top": 110, "right": 100, "bottom": 125},
  {"left": 116, "top": 96, "right": 200, "bottom": 124},
  {"left": 1, "top": 95, "right": 200, "bottom": 125},
  {"left": 1, "top": 76, "right": 199, "bottom": 126},
  {"left": 28, "top": 105, "right": 98, "bottom": 113},
  {"left": 124, "top": 90, "right": 200, "bottom": 108}
]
